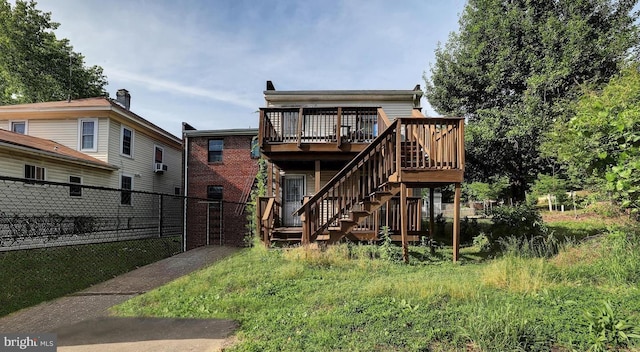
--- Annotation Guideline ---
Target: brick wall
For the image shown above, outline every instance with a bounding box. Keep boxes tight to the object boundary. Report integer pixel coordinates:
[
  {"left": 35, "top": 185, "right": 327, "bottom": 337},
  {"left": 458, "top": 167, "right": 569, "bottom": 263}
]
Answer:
[{"left": 185, "top": 134, "right": 258, "bottom": 249}]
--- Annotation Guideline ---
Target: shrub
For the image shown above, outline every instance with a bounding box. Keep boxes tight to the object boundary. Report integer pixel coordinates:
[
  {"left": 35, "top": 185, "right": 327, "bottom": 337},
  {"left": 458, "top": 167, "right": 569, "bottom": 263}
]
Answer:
[
  {"left": 489, "top": 204, "right": 547, "bottom": 239},
  {"left": 472, "top": 233, "right": 491, "bottom": 252},
  {"left": 585, "top": 202, "right": 623, "bottom": 218},
  {"left": 460, "top": 216, "right": 481, "bottom": 245}
]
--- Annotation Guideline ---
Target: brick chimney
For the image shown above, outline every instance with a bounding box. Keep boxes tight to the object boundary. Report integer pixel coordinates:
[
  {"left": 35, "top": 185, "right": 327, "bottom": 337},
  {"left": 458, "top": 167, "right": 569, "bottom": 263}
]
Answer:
[{"left": 116, "top": 89, "right": 131, "bottom": 110}]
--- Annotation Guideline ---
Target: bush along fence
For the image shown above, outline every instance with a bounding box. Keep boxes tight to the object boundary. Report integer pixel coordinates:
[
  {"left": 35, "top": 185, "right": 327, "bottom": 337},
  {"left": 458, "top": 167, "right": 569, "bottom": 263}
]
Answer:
[{"left": 0, "top": 176, "right": 184, "bottom": 251}]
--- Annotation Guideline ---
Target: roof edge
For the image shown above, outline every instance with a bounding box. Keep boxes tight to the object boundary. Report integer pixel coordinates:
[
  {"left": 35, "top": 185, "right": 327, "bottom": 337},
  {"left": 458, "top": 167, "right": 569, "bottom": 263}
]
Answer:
[{"left": 184, "top": 128, "right": 258, "bottom": 137}]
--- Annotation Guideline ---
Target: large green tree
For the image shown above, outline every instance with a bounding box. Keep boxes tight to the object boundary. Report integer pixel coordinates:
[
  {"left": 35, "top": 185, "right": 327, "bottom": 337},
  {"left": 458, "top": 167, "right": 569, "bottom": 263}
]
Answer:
[
  {"left": 0, "top": 0, "right": 107, "bottom": 104},
  {"left": 425, "top": 0, "right": 639, "bottom": 200},
  {"left": 553, "top": 64, "right": 640, "bottom": 215}
]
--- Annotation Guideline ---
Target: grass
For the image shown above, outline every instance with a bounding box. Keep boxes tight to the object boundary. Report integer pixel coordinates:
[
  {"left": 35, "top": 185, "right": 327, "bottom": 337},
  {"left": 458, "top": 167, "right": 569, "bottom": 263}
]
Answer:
[
  {"left": 112, "top": 227, "right": 640, "bottom": 351},
  {"left": 0, "top": 236, "right": 181, "bottom": 317}
]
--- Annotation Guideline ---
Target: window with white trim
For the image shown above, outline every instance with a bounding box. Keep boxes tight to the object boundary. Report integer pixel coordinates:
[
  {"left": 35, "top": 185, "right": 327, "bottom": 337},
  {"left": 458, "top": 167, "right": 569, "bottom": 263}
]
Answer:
[
  {"left": 11, "top": 121, "right": 27, "bottom": 134},
  {"left": 24, "top": 164, "right": 45, "bottom": 181},
  {"left": 69, "top": 176, "right": 82, "bottom": 197},
  {"left": 120, "top": 174, "right": 133, "bottom": 205},
  {"left": 79, "top": 119, "right": 98, "bottom": 151},
  {"left": 121, "top": 126, "right": 134, "bottom": 157}
]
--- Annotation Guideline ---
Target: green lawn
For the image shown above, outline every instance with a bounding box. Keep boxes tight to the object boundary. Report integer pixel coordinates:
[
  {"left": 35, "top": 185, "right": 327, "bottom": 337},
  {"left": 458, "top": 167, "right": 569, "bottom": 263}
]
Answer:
[
  {"left": 0, "top": 236, "right": 181, "bottom": 317},
  {"left": 112, "top": 227, "right": 640, "bottom": 351}
]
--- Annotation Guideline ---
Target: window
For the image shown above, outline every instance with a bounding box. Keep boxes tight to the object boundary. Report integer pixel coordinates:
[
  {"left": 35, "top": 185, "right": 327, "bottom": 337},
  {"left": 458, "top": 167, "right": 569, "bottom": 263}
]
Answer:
[
  {"left": 208, "top": 139, "right": 223, "bottom": 162},
  {"left": 120, "top": 175, "right": 132, "bottom": 205},
  {"left": 69, "top": 176, "right": 82, "bottom": 197},
  {"left": 154, "top": 145, "right": 164, "bottom": 163},
  {"left": 121, "top": 126, "right": 133, "bottom": 157},
  {"left": 251, "top": 136, "right": 260, "bottom": 159},
  {"left": 11, "top": 121, "right": 26, "bottom": 134},
  {"left": 79, "top": 119, "right": 98, "bottom": 151},
  {"left": 174, "top": 187, "right": 181, "bottom": 195},
  {"left": 207, "top": 185, "right": 223, "bottom": 200},
  {"left": 24, "top": 165, "right": 45, "bottom": 181}
]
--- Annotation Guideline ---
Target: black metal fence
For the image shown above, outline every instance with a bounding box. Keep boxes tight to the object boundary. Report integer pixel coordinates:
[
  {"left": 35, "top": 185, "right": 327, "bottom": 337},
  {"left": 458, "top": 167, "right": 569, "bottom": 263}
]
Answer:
[{"left": 0, "top": 176, "right": 184, "bottom": 251}]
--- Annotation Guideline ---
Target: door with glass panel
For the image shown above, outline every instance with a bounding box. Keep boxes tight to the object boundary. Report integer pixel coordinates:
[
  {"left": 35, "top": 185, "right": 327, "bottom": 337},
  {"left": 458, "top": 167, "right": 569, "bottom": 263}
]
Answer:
[{"left": 282, "top": 175, "right": 305, "bottom": 226}]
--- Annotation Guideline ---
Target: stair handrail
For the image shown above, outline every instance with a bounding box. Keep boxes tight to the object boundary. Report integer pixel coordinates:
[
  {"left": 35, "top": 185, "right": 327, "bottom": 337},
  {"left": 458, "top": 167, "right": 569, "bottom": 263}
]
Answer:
[
  {"left": 294, "top": 118, "right": 399, "bottom": 217},
  {"left": 295, "top": 116, "right": 465, "bottom": 241}
]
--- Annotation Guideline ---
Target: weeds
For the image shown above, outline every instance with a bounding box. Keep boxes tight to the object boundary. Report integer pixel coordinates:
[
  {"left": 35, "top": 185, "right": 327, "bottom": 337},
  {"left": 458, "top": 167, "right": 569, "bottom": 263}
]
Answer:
[
  {"left": 111, "top": 222, "right": 640, "bottom": 351},
  {"left": 583, "top": 301, "right": 640, "bottom": 351}
]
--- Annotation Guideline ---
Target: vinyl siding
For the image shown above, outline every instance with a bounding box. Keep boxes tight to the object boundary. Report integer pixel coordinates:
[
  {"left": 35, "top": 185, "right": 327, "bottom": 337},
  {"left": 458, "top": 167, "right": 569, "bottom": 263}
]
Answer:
[
  {"left": 281, "top": 169, "right": 339, "bottom": 196},
  {"left": 0, "top": 148, "right": 114, "bottom": 185},
  {"left": 6, "top": 117, "right": 111, "bottom": 163},
  {"left": 108, "top": 119, "right": 182, "bottom": 194},
  {"left": 266, "top": 100, "right": 414, "bottom": 119},
  {"left": 1, "top": 115, "right": 181, "bottom": 194}
]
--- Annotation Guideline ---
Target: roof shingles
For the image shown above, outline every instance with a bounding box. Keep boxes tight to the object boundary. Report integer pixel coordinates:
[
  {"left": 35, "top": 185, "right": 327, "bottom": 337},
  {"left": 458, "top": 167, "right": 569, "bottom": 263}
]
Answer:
[{"left": 0, "top": 129, "right": 116, "bottom": 169}]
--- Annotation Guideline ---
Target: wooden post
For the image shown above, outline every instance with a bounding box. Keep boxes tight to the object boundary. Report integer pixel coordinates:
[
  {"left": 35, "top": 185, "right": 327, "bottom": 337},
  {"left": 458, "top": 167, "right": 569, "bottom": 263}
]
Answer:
[
  {"left": 453, "top": 183, "right": 461, "bottom": 262},
  {"left": 258, "top": 109, "right": 264, "bottom": 148},
  {"left": 401, "top": 183, "right": 409, "bottom": 263},
  {"left": 267, "top": 162, "right": 273, "bottom": 197},
  {"left": 297, "top": 107, "right": 303, "bottom": 148},
  {"left": 429, "top": 187, "right": 435, "bottom": 255},
  {"left": 337, "top": 107, "right": 342, "bottom": 148},
  {"left": 315, "top": 160, "right": 321, "bottom": 194}
]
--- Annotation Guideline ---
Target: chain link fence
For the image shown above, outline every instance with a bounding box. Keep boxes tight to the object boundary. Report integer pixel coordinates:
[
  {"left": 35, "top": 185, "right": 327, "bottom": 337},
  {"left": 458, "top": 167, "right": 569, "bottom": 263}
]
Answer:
[
  {"left": 0, "top": 175, "right": 185, "bottom": 316},
  {"left": 0, "top": 176, "right": 183, "bottom": 251}
]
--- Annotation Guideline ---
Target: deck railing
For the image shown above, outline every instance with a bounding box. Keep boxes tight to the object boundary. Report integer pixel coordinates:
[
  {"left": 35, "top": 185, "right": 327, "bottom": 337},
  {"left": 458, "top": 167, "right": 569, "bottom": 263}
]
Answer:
[
  {"left": 259, "top": 107, "right": 384, "bottom": 147},
  {"left": 294, "top": 117, "right": 464, "bottom": 241},
  {"left": 258, "top": 196, "right": 280, "bottom": 245},
  {"left": 350, "top": 197, "right": 422, "bottom": 234}
]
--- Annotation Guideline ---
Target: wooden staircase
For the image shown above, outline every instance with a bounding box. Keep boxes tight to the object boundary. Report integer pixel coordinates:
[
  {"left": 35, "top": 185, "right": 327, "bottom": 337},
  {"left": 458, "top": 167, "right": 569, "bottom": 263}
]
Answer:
[{"left": 324, "top": 183, "right": 400, "bottom": 243}]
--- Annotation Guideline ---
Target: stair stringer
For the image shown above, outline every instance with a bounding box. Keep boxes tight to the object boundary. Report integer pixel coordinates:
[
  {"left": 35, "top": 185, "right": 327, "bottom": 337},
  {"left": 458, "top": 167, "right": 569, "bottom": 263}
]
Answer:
[{"left": 325, "top": 183, "right": 401, "bottom": 244}]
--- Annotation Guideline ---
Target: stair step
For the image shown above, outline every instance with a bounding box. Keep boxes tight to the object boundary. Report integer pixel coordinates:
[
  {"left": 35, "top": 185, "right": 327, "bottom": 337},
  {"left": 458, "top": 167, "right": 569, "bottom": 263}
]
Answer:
[
  {"left": 351, "top": 210, "right": 370, "bottom": 220},
  {"left": 340, "top": 219, "right": 357, "bottom": 226}
]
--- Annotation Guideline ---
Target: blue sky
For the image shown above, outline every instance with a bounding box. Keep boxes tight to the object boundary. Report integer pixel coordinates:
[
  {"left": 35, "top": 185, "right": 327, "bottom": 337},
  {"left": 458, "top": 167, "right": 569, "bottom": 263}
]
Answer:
[{"left": 37, "top": 0, "right": 467, "bottom": 137}]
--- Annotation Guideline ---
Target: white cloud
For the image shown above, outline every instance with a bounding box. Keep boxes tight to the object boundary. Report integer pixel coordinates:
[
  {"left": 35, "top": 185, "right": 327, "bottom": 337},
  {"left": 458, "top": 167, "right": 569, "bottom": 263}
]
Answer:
[
  {"left": 109, "top": 68, "right": 255, "bottom": 109},
  {"left": 35, "top": 0, "right": 467, "bottom": 134}
]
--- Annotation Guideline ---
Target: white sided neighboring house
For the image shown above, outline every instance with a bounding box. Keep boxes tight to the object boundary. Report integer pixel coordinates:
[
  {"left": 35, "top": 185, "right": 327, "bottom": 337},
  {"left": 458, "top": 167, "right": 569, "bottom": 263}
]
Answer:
[
  {"left": 0, "top": 89, "right": 182, "bottom": 195},
  {"left": 0, "top": 90, "right": 184, "bottom": 250}
]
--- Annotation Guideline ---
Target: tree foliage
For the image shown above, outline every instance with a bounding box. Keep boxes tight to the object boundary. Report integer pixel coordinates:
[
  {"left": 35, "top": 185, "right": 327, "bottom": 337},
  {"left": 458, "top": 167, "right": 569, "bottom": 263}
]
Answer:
[
  {"left": 425, "top": 0, "right": 639, "bottom": 200},
  {"left": 464, "top": 176, "right": 509, "bottom": 202},
  {"left": 0, "top": 0, "right": 107, "bottom": 104},
  {"left": 553, "top": 65, "right": 640, "bottom": 215}
]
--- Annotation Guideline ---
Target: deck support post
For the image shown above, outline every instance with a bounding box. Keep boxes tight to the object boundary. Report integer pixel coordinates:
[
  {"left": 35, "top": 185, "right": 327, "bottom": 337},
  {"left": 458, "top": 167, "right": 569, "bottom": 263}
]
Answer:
[
  {"left": 452, "top": 182, "right": 461, "bottom": 262},
  {"left": 429, "top": 187, "right": 435, "bottom": 255},
  {"left": 315, "top": 160, "right": 321, "bottom": 193},
  {"left": 400, "top": 183, "right": 409, "bottom": 263},
  {"left": 267, "top": 162, "right": 273, "bottom": 197}
]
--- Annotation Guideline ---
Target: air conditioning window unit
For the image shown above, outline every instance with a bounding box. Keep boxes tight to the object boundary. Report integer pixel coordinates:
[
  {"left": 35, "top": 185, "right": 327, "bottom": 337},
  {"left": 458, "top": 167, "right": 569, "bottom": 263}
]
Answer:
[{"left": 154, "top": 162, "right": 168, "bottom": 173}]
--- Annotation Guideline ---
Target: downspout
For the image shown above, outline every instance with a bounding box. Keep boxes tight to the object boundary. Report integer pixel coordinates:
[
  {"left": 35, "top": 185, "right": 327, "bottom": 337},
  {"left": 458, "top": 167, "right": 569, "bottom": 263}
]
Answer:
[{"left": 182, "top": 133, "right": 188, "bottom": 252}]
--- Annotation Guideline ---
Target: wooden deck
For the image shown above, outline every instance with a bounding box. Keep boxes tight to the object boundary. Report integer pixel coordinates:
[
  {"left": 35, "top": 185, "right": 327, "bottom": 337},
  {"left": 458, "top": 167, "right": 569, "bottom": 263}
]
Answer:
[{"left": 258, "top": 107, "right": 465, "bottom": 262}]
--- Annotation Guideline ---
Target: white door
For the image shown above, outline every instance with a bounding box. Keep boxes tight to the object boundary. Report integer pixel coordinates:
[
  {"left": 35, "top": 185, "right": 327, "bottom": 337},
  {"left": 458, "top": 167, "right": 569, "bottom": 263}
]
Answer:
[{"left": 283, "top": 175, "right": 305, "bottom": 226}]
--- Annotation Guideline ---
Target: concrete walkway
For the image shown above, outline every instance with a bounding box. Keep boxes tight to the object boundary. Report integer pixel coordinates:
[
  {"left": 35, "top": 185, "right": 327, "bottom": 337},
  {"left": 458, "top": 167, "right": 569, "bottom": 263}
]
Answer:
[{"left": 0, "top": 246, "right": 240, "bottom": 351}]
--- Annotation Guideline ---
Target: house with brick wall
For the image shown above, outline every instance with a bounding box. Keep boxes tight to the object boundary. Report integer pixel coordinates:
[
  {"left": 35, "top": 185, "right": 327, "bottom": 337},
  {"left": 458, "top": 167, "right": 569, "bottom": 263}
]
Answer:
[{"left": 182, "top": 124, "right": 259, "bottom": 249}]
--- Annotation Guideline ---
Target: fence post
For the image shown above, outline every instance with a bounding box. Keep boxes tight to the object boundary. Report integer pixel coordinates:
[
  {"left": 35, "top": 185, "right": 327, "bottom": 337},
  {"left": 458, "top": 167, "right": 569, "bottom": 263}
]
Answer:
[{"left": 158, "top": 194, "right": 163, "bottom": 237}]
